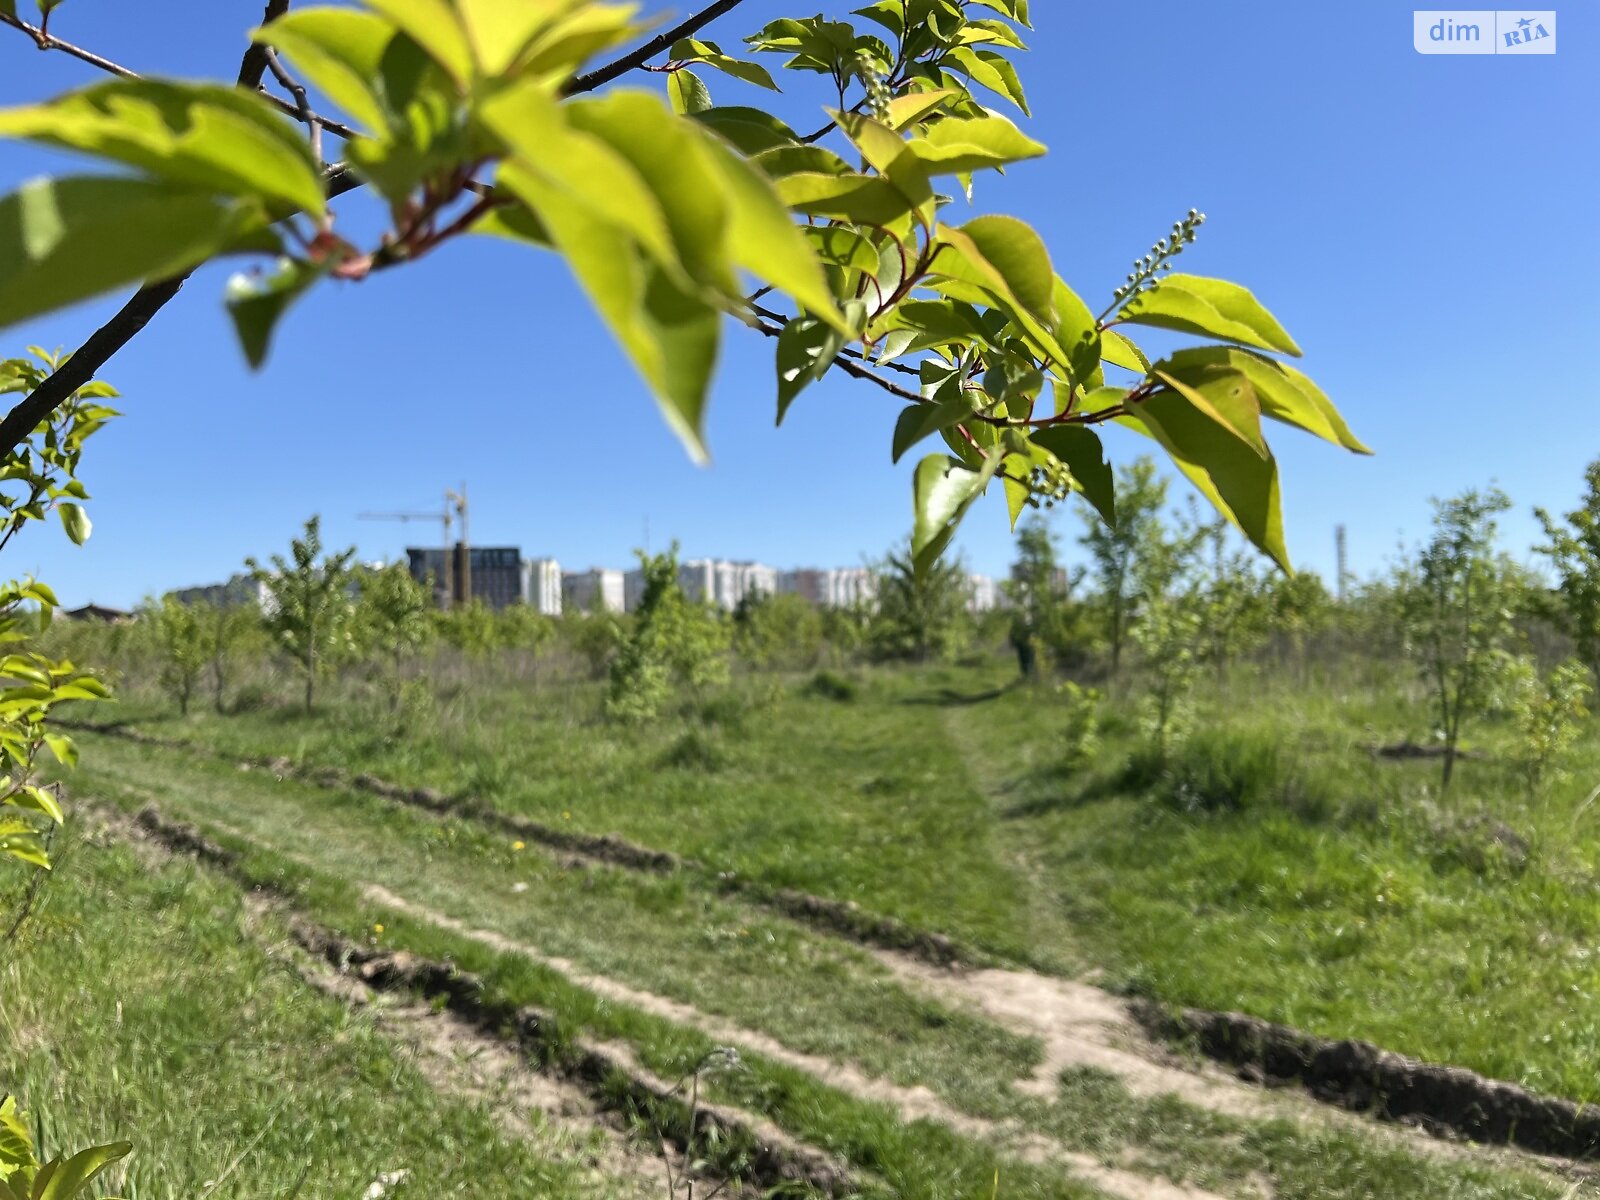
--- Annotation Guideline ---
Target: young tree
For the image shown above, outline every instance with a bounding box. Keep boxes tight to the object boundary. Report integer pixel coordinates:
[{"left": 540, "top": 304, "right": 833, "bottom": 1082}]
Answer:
[
  {"left": 735, "top": 590, "right": 824, "bottom": 671},
  {"left": 355, "top": 563, "right": 435, "bottom": 701},
  {"left": 1502, "top": 655, "right": 1592, "bottom": 795},
  {"left": 1006, "top": 515, "right": 1072, "bottom": 678},
  {"left": 1078, "top": 459, "right": 1177, "bottom": 675},
  {"left": 1397, "top": 488, "right": 1520, "bottom": 789},
  {"left": 204, "top": 601, "right": 262, "bottom": 714},
  {"left": 1195, "top": 524, "right": 1272, "bottom": 682},
  {"left": 607, "top": 546, "right": 729, "bottom": 721},
  {"left": 146, "top": 594, "right": 207, "bottom": 716},
  {"left": 246, "top": 516, "right": 358, "bottom": 714},
  {"left": 869, "top": 543, "right": 969, "bottom": 663},
  {"left": 1535, "top": 459, "right": 1600, "bottom": 686},
  {"left": 1131, "top": 585, "right": 1204, "bottom": 753}
]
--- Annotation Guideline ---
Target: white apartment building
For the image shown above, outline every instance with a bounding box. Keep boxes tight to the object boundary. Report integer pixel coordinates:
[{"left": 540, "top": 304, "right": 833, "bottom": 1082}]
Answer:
[
  {"left": 562, "top": 568, "right": 625, "bottom": 614},
  {"left": 777, "top": 567, "right": 878, "bottom": 609},
  {"left": 677, "top": 559, "right": 776, "bottom": 610},
  {"left": 967, "top": 573, "right": 1002, "bottom": 613},
  {"left": 172, "top": 571, "right": 275, "bottom": 613},
  {"left": 523, "top": 558, "right": 562, "bottom": 616}
]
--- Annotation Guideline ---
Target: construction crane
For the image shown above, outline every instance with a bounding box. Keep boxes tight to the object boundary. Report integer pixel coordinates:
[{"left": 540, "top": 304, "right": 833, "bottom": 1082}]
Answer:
[{"left": 359, "top": 485, "right": 470, "bottom": 608}]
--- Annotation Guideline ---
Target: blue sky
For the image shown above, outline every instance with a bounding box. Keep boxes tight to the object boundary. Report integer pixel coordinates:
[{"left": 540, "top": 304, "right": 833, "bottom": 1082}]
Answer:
[{"left": 1, "top": 2, "right": 1595, "bottom": 607}]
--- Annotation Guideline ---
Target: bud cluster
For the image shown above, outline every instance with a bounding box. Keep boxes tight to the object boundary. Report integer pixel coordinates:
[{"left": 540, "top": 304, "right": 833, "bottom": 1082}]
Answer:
[
  {"left": 1110, "top": 208, "right": 1206, "bottom": 309},
  {"left": 855, "top": 51, "right": 893, "bottom": 122},
  {"left": 1025, "top": 458, "right": 1077, "bottom": 510}
]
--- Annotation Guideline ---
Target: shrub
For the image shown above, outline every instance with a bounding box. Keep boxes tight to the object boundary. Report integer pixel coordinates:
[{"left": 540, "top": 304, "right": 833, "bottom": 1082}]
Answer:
[
  {"left": 802, "top": 670, "right": 857, "bottom": 703},
  {"left": 1130, "top": 729, "right": 1332, "bottom": 821},
  {"left": 661, "top": 728, "right": 727, "bottom": 772}
]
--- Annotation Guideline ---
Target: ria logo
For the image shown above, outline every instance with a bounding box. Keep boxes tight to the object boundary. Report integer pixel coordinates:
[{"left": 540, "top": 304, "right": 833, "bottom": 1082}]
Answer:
[{"left": 1413, "top": 10, "right": 1557, "bottom": 53}]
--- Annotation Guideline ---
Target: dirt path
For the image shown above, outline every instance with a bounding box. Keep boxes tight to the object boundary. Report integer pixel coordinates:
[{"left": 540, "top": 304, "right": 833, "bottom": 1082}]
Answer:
[
  {"left": 359, "top": 883, "right": 1231, "bottom": 1200},
  {"left": 250, "top": 901, "right": 678, "bottom": 1200}
]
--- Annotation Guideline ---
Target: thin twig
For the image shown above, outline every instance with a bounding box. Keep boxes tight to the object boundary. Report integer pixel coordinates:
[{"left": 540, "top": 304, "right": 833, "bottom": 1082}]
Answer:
[
  {"left": 0, "top": 7, "right": 360, "bottom": 141},
  {"left": 565, "top": 0, "right": 749, "bottom": 95},
  {"left": 263, "top": 46, "right": 323, "bottom": 166}
]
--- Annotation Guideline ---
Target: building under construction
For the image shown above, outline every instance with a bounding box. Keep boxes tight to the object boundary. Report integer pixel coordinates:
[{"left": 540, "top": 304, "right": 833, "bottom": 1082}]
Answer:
[{"left": 406, "top": 546, "right": 523, "bottom": 610}]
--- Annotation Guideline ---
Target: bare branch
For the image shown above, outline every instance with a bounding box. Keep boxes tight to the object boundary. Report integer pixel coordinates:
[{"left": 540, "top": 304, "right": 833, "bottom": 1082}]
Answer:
[
  {"left": 264, "top": 46, "right": 323, "bottom": 166},
  {"left": 565, "top": 0, "right": 749, "bottom": 95}
]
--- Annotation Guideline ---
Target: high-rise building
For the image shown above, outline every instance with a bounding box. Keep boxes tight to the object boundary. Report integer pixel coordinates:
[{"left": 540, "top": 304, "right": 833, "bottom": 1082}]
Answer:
[
  {"left": 563, "top": 568, "right": 625, "bottom": 614},
  {"left": 523, "top": 558, "right": 562, "bottom": 616},
  {"left": 777, "top": 566, "right": 878, "bottom": 609}
]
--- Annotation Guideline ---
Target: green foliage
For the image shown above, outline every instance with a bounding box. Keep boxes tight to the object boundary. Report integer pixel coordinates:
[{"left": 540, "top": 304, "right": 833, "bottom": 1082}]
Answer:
[
  {"left": 1129, "top": 586, "right": 1201, "bottom": 753},
  {"left": 353, "top": 563, "right": 435, "bottom": 694},
  {"left": 869, "top": 542, "right": 968, "bottom": 663},
  {"left": 434, "top": 597, "right": 496, "bottom": 658},
  {"left": 202, "top": 601, "right": 265, "bottom": 715},
  {"left": 143, "top": 595, "right": 207, "bottom": 716},
  {"left": 0, "top": 1098, "right": 130, "bottom": 1200},
  {"left": 1004, "top": 515, "right": 1070, "bottom": 677},
  {"left": 1077, "top": 458, "right": 1195, "bottom": 674},
  {"left": 246, "top": 516, "right": 358, "bottom": 714},
  {"left": 0, "top": 1, "right": 1363, "bottom": 568},
  {"left": 1502, "top": 656, "right": 1592, "bottom": 795},
  {"left": 563, "top": 609, "right": 626, "bottom": 680},
  {"left": 1397, "top": 488, "right": 1521, "bottom": 789},
  {"left": 802, "top": 669, "right": 858, "bottom": 702},
  {"left": 1193, "top": 524, "right": 1272, "bottom": 681},
  {"left": 1126, "top": 727, "right": 1331, "bottom": 821},
  {"left": 733, "top": 590, "right": 823, "bottom": 670},
  {"left": 1057, "top": 681, "right": 1102, "bottom": 770},
  {"left": 1535, "top": 458, "right": 1600, "bottom": 686},
  {"left": 606, "top": 546, "right": 729, "bottom": 722},
  {"left": 0, "top": 347, "right": 114, "bottom": 871}
]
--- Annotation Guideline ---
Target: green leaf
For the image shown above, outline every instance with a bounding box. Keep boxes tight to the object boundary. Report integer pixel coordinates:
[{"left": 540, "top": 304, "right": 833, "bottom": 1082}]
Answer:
[
  {"left": 776, "top": 316, "right": 845, "bottom": 424},
  {"left": 892, "top": 388, "right": 972, "bottom": 462},
  {"left": 667, "top": 68, "right": 713, "bottom": 115},
  {"left": 943, "top": 47, "right": 1029, "bottom": 114},
  {"left": 364, "top": 0, "right": 474, "bottom": 82},
  {"left": 0, "top": 81, "right": 327, "bottom": 216},
  {"left": 690, "top": 125, "right": 850, "bottom": 334},
  {"left": 42, "top": 733, "right": 76, "bottom": 768},
  {"left": 251, "top": 9, "right": 413, "bottom": 135},
  {"left": 776, "top": 172, "right": 916, "bottom": 225},
  {"left": 1118, "top": 273, "right": 1302, "bottom": 357},
  {"left": 1163, "top": 346, "right": 1370, "bottom": 454},
  {"left": 1052, "top": 277, "right": 1100, "bottom": 389},
  {"left": 33, "top": 1142, "right": 132, "bottom": 1200},
  {"left": 943, "top": 215, "right": 1054, "bottom": 323},
  {"left": 911, "top": 448, "right": 1000, "bottom": 573},
  {"left": 1127, "top": 394, "right": 1289, "bottom": 570},
  {"left": 0, "top": 827, "right": 49, "bottom": 870},
  {"left": 906, "top": 115, "right": 1045, "bottom": 175},
  {"left": 56, "top": 501, "right": 89, "bottom": 545},
  {"left": 505, "top": 163, "right": 720, "bottom": 463},
  {"left": 688, "top": 106, "right": 798, "bottom": 154},
  {"left": 1100, "top": 327, "right": 1148, "bottom": 373},
  {"left": 671, "top": 39, "right": 780, "bottom": 91},
  {"left": 1151, "top": 363, "right": 1267, "bottom": 458},
  {"left": 12, "top": 785, "right": 62, "bottom": 824},
  {"left": 1031, "top": 425, "right": 1115, "bottom": 527},
  {"left": 225, "top": 257, "right": 327, "bottom": 370}
]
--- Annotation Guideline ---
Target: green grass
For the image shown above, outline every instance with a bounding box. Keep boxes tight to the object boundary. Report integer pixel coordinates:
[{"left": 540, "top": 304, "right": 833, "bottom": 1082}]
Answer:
[
  {"left": 73, "top": 652, "right": 1600, "bottom": 1108},
  {"left": 0, "top": 832, "right": 638, "bottom": 1200},
  {"left": 52, "top": 732, "right": 1585, "bottom": 1200}
]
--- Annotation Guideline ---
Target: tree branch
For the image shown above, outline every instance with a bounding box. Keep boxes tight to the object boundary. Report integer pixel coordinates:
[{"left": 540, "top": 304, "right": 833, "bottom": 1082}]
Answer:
[
  {"left": 0, "top": 0, "right": 298, "bottom": 456},
  {"left": 565, "top": 0, "right": 749, "bottom": 95},
  {"left": 0, "top": 5, "right": 360, "bottom": 141}
]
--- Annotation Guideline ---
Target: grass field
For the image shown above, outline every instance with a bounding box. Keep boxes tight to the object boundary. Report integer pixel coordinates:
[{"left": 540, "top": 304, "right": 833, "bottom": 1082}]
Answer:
[
  {"left": 10, "top": 643, "right": 1600, "bottom": 1198},
  {"left": 74, "top": 653, "right": 1600, "bottom": 1105}
]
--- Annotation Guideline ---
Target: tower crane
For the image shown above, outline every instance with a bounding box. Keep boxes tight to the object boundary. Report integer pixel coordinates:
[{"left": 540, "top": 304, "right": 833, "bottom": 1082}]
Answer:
[{"left": 359, "top": 485, "right": 470, "bottom": 608}]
